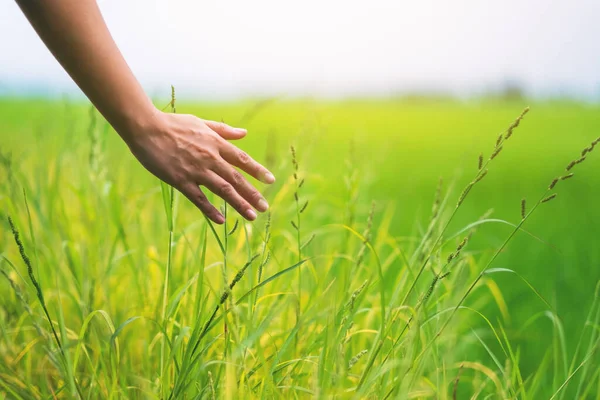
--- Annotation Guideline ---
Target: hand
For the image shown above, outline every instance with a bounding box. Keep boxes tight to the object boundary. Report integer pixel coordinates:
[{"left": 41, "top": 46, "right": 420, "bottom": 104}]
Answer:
[{"left": 123, "top": 109, "right": 275, "bottom": 224}]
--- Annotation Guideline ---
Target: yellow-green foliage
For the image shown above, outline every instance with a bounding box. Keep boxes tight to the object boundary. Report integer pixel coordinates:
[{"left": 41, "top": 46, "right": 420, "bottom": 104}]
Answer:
[{"left": 1, "top": 98, "right": 600, "bottom": 399}]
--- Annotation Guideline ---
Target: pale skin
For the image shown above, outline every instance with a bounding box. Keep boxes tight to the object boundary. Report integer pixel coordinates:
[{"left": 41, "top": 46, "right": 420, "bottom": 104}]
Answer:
[{"left": 15, "top": 0, "right": 275, "bottom": 224}]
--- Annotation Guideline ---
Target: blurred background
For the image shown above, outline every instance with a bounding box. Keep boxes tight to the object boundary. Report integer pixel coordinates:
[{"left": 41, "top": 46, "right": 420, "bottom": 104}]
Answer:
[
  {"left": 1, "top": 0, "right": 600, "bottom": 391},
  {"left": 1, "top": 0, "right": 600, "bottom": 100}
]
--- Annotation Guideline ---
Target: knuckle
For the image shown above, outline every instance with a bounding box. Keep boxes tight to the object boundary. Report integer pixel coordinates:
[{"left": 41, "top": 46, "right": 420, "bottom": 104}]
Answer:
[
  {"left": 231, "top": 170, "right": 244, "bottom": 186},
  {"left": 219, "top": 183, "right": 234, "bottom": 196},
  {"left": 237, "top": 150, "right": 251, "bottom": 164},
  {"left": 248, "top": 189, "right": 262, "bottom": 202}
]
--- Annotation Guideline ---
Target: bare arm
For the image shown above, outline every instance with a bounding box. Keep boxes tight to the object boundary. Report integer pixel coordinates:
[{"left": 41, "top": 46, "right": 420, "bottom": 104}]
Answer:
[{"left": 16, "top": 0, "right": 274, "bottom": 224}]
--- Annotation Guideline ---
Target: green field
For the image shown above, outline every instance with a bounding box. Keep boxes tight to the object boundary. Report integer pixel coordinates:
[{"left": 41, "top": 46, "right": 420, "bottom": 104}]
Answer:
[{"left": 1, "top": 97, "right": 600, "bottom": 399}]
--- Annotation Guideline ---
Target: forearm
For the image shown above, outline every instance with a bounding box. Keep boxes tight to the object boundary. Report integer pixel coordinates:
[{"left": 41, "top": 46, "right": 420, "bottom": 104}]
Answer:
[
  {"left": 18, "top": 0, "right": 275, "bottom": 223},
  {"left": 16, "top": 0, "right": 156, "bottom": 139}
]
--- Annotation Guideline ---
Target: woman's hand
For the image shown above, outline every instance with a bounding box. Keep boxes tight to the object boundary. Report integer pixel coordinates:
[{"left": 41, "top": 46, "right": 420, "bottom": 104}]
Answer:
[
  {"left": 125, "top": 109, "right": 275, "bottom": 224},
  {"left": 16, "top": 0, "right": 275, "bottom": 224}
]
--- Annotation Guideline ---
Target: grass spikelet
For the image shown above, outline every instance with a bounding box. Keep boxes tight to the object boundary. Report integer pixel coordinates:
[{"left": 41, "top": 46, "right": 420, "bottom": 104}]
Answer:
[
  {"left": 439, "top": 271, "right": 451, "bottom": 280},
  {"left": 291, "top": 220, "right": 298, "bottom": 230},
  {"left": 300, "top": 200, "right": 309, "bottom": 214},
  {"left": 549, "top": 178, "right": 559, "bottom": 190},
  {"left": 541, "top": 194, "right": 558, "bottom": 203},
  {"left": 356, "top": 202, "right": 375, "bottom": 267},
  {"left": 260, "top": 252, "right": 270, "bottom": 268},
  {"left": 495, "top": 133, "right": 503, "bottom": 147},
  {"left": 257, "top": 212, "right": 271, "bottom": 286},
  {"left": 349, "top": 280, "right": 368, "bottom": 310},
  {"left": 348, "top": 350, "right": 368, "bottom": 370},
  {"left": 8, "top": 216, "right": 63, "bottom": 351},
  {"left": 504, "top": 106, "right": 530, "bottom": 140},
  {"left": 228, "top": 219, "right": 239, "bottom": 236},
  {"left": 474, "top": 169, "right": 488, "bottom": 183},
  {"left": 561, "top": 173, "right": 574, "bottom": 181},
  {"left": 456, "top": 236, "right": 468, "bottom": 252},
  {"left": 490, "top": 145, "right": 503, "bottom": 160},
  {"left": 478, "top": 153, "right": 483, "bottom": 170},
  {"left": 447, "top": 237, "right": 468, "bottom": 264},
  {"left": 457, "top": 182, "right": 474, "bottom": 207},
  {"left": 521, "top": 198, "right": 526, "bottom": 219},
  {"left": 423, "top": 275, "right": 439, "bottom": 303},
  {"left": 170, "top": 84, "right": 176, "bottom": 113},
  {"left": 567, "top": 156, "right": 586, "bottom": 171},
  {"left": 301, "top": 233, "right": 315, "bottom": 250},
  {"left": 208, "top": 371, "right": 216, "bottom": 400},
  {"left": 291, "top": 145, "right": 298, "bottom": 171},
  {"left": 230, "top": 254, "right": 260, "bottom": 290}
]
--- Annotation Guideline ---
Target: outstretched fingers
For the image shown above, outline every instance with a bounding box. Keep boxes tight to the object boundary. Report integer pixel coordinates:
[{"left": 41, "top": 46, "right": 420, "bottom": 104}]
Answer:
[
  {"left": 212, "top": 161, "right": 269, "bottom": 213},
  {"left": 180, "top": 183, "right": 225, "bottom": 224},
  {"left": 203, "top": 172, "right": 258, "bottom": 221},
  {"left": 220, "top": 142, "right": 275, "bottom": 184}
]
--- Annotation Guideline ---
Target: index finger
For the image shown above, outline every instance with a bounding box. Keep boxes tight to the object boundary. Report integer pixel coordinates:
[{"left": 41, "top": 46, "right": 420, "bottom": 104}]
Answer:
[{"left": 220, "top": 143, "right": 275, "bottom": 184}]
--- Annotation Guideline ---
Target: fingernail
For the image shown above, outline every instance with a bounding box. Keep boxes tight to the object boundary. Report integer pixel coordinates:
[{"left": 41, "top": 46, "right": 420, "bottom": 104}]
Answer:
[
  {"left": 257, "top": 199, "right": 269, "bottom": 212},
  {"left": 263, "top": 172, "right": 276, "bottom": 184},
  {"left": 234, "top": 127, "right": 247, "bottom": 134},
  {"left": 247, "top": 209, "right": 257, "bottom": 221},
  {"left": 215, "top": 214, "right": 225, "bottom": 224}
]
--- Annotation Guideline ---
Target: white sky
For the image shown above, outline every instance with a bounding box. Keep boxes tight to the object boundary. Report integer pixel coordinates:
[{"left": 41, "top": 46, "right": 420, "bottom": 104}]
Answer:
[{"left": 0, "top": 0, "right": 599, "bottom": 99}]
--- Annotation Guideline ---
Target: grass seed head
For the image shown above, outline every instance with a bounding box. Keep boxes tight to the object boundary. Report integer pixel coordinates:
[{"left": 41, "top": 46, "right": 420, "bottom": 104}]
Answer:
[
  {"left": 349, "top": 280, "right": 368, "bottom": 310},
  {"left": 521, "top": 198, "right": 526, "bottom": 219},
  {"left": 495, "top": 133, "right": 503, "bottom": 147},
  {"left": 505, "top": 106, "right": 530, "bottom": 140},
  {"left": 230, "top": 254, "right": 260, "bottom": 290},
  {"left": 549, "top": 178, "right": 559, "bottom": 190},
  {"left": 260, "top": 252, "right": 271, "bottom": 268},
  {"left": 490, "top": 145, "right": 503, "bottom": 160},
  {"left": 474, "top": 169, "right": 488, "bottom": 184},
  {"left": 542, "top": 193, "right": 558, "bottom": 203},
  {"left": 228, "top": 219, "right": 239, "bottom": 236},
  {"left": 170, "top": 85, "right": 176, "bottom": 113},
  {"left": 300, "top": 200, "right": 309, "bottom": 213},
  {"left": 567, "top": 156, "right": 586, "bottom": 171},
  {"left": 290, "top": 145, "right": 298, "bottom": 172},
  {"left": 457, "top": 182, "right": 474, "bottom": 207},
  {"left": 561, "top": 173, "right": 574, "bottom": 181},
  {"left": 348, "top": 350, "right": 368, "bottom": 370},
  {"left": 478, "top": 154, "right": 483, "bottom": 170},
  {"left": 456, "top": 236, "right": 468, "bottom": 252},
  {"left": 208, "top": 372, "right": 216, "bottom": 400}
]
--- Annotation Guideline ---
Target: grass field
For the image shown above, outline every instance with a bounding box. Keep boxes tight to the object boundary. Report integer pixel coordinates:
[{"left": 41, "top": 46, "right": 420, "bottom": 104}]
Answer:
[{"left": 1, "top": 97, "right": 600, "bottom": 399}]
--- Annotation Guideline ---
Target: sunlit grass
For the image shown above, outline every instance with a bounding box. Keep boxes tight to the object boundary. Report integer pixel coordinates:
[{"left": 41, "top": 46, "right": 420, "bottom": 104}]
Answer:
[{"left": 1, "top": 98, "right": 600, "bottom": 398}]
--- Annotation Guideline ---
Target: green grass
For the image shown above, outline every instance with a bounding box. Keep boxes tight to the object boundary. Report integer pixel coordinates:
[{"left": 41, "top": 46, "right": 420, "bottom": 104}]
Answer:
[{"left": 1, "top": 97, "right": 600, "bottom": 399}]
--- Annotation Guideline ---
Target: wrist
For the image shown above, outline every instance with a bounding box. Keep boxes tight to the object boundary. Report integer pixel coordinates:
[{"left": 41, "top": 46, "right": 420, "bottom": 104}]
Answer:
[{"left": 112, "top": 102, "right": 162, "bottom": 144}]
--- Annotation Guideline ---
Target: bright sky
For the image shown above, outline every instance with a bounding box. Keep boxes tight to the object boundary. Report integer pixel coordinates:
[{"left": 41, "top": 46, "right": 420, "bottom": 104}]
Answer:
[{"left": 1, "top": 0, "right": 599, "bottom": 99}]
